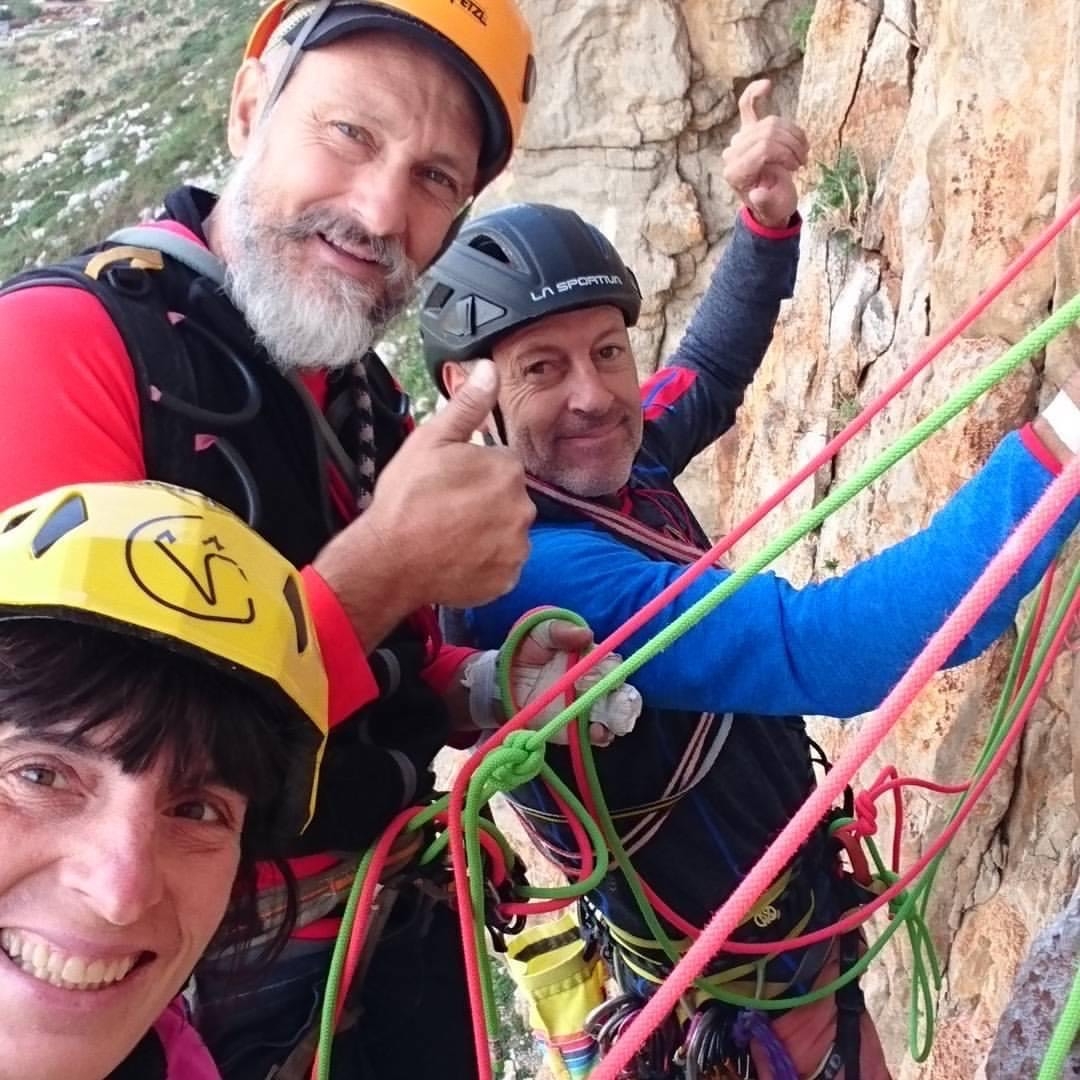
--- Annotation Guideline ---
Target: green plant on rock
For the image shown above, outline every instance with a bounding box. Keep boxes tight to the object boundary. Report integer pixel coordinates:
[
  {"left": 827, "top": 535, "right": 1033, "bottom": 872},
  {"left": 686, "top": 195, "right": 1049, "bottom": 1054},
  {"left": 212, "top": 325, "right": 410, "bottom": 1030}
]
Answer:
[
  {"left": 491, "top": 958, "right": 540, "bottom": 1079},
  {"left": 791, "top": 2, "right": 815, "bottom": 53},
  {"left": 0, "top": 0, "right": 42, "bottom": 24},
  {"left": 808, "top": 147, "right": 874, "bottom": 248},
  {"left": 52, "top": 87, "right": 87, "bottom": 125},
  {"left": 835, "top": 396, "right": 860, "bottom": 423},
  {"left": 826, "top": 394, "right": 862, "bottom": 439}
]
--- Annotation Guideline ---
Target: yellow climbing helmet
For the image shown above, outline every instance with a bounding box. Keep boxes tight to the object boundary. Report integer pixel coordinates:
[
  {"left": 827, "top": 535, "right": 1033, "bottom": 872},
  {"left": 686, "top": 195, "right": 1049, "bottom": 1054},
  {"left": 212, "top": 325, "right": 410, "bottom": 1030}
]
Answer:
[
  {"left": 0, "top": 481, "right": 328, "bottom": 836},
  {"left": 244, "top": 0, "right": 536, "bottom": 189}
]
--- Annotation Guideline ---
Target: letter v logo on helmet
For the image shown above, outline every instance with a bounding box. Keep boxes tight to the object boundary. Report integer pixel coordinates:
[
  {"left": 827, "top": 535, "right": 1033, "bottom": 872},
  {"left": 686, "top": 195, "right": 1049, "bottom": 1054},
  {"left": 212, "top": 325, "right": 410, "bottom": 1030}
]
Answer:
[{"left": 126, "top": 515, "right": 257, "bottom": 624}]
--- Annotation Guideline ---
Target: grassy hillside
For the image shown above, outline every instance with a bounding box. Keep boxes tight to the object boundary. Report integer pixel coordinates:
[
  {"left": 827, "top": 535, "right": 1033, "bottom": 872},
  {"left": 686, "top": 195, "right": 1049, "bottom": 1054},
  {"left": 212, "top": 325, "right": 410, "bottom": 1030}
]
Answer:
[
  {"left": 0, "top": 0, "right": 441, "bottom": 412},
  {"left": 0, "top": 0, "right": 261, "bottom": 275}
]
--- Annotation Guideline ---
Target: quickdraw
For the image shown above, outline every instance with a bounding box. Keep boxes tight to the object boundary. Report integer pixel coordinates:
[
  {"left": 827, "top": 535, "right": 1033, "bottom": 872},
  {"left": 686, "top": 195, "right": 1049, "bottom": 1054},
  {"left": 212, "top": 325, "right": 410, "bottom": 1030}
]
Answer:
[{"left": 586, "top": 994, "right": 683, "bottom": 1078}]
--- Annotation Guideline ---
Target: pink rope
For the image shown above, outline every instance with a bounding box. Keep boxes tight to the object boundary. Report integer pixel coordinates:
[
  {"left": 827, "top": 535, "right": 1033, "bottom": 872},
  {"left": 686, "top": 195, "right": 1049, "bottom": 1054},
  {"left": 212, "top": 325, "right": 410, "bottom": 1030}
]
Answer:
[
  {"left": 592, "top": 454, "right": 1080, "bottom": 1080},
  {"left": 447, "top": 193, "right": 1080, "bottom": 1078},
  {"left": 711, "top": 192, "right": 1080, "bottom": 561}
]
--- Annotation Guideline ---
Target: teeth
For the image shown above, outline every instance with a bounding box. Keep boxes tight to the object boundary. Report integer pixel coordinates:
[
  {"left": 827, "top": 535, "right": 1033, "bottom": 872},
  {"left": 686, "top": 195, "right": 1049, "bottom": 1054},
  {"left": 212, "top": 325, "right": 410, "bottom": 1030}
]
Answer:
[
  {"left": 60, "top": 956, "right": 87, "bottom": 983},
  {"left": 325, "top": 236, "right": 383, "bottom": 265},
  {"left": 0, "top": 929, "right": 140, "bottom": 991}
]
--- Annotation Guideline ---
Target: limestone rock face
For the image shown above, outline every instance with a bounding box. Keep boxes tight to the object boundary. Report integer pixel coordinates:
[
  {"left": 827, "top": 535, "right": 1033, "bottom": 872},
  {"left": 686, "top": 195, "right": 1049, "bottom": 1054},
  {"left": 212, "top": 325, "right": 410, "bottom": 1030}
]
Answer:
[
  {"left": 480, "top": 1, "right": 1079, "bottom": 1076},
  {"left": 984, "top": 879, "right": 1080, "bottom": 1078}
]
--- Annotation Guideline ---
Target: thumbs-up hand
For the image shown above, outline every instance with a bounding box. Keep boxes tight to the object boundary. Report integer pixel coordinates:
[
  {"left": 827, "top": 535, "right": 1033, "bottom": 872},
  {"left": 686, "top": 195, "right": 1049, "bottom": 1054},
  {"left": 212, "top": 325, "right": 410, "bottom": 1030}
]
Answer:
[
  {"left": 421, "top": 357, "right": 504, "bottom": 446},
  {"left": 721, "top": 79, "right": 808, "bottom": 229},
  {"left": 315, "top": 360, "right": 534, "bottom": 649}
]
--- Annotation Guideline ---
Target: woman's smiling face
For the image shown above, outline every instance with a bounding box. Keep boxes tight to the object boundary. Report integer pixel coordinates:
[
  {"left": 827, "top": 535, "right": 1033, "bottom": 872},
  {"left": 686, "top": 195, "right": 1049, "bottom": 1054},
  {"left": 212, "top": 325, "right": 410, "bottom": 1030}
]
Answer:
[{"left": 0, "top": 718, "right": 247, "bottom": 1080}]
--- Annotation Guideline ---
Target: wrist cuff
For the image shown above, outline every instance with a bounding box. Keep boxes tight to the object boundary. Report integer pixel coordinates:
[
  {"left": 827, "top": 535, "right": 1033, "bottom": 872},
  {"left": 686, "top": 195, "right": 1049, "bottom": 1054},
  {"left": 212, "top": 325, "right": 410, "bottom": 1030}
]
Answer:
[
  {"left": 1042, "top": 388, "right": 1080, "bottom": 455},
  {"left": 461, "top": 651, "right": 501, "bottom": 729}
]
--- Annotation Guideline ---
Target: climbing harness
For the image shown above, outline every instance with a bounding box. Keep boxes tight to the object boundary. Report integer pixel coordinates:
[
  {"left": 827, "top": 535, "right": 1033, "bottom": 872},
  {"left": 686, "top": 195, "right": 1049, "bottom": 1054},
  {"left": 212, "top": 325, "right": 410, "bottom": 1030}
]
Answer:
[
  {"left": 305, "top": 484, "right": 1078, "bottom": 1080},
  {"left": 306, "top": 194, "right": 1080, "bottom": 1080}
]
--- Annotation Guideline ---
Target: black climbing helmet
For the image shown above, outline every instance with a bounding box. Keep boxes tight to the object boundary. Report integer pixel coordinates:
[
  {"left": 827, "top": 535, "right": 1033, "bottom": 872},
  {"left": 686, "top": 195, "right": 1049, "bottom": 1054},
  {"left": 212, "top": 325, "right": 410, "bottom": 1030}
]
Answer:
[{"left": 420, "top": 202, "right": 643, "bottom": 394}]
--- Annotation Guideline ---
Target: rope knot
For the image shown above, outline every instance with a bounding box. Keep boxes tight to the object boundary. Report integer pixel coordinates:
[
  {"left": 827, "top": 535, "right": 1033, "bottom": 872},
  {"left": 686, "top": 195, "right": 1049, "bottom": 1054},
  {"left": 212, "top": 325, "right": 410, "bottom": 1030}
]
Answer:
[{"left": 486, "top": 731, "right": 545, "bottom": 792}]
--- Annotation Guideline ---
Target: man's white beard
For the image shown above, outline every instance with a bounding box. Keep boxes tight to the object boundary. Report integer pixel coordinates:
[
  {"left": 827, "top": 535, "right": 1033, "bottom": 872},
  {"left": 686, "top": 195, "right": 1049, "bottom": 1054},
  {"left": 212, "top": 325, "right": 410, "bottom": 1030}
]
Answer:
[{"left": 216, "top": 152, "right": 417, "bottom": 372}]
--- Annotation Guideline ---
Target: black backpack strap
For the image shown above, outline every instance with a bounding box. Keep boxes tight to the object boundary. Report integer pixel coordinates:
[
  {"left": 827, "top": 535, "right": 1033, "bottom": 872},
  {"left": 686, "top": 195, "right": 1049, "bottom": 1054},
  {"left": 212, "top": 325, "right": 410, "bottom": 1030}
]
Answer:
[
  {"left": 814, "top": 931, "right": 865, "bottom": 1080},
  {"left": 0, "top": 251, "right": 200, "bottom": 485}
]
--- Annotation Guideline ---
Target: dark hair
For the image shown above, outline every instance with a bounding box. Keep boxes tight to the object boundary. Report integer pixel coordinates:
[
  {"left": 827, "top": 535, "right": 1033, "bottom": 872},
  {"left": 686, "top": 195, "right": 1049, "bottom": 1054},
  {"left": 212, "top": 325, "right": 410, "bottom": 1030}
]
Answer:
[{"left": 0, "top": 619, "right": 299, "bottom": 963}]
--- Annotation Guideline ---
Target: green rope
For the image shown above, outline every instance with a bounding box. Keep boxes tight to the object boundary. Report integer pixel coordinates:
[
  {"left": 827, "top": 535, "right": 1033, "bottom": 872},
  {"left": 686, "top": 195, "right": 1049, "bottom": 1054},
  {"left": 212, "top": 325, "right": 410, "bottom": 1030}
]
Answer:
[
  {"left": 509, "top": 763, "right": 612, "bottom": 897},
  {"left": 463, "top": 732, "right": 546, "bottom": 1031},
  {"left": 982, "top": 568, "right": 1054, "bottom": 749},
  {"left": 314, "top": 845, "right": 378, "bottom": 1080},
  {"left": 312, "top": 292, "right": 1080, "bottom": 1075},
  {"left": 458, "top": 725, "right": 615, "bottom": 1031},
  {"left": 913, "top": 563, "right": 1080, "bottom": 920},
  {"left": 575, "top": 693, "right": 910, "bottom": 1010},
  {"left": 827, "top": 822, "right": 941, "bottom": 1057},
  {"left": 417, "top": 814, "right": 515, "bottom": 869},
  {"left": 1039, "top": 962, "right": 1080, "bottom": 1079},
  {"left": 511, "top": 782, "right": 611, "bottom": 898}
]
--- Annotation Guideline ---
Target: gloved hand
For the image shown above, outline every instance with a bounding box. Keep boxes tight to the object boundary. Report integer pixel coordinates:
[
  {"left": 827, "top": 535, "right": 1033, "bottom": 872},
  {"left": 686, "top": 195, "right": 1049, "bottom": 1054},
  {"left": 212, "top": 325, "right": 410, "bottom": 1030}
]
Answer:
[{"left": 464, "top": 616, "right": 642, "bottom": 746}]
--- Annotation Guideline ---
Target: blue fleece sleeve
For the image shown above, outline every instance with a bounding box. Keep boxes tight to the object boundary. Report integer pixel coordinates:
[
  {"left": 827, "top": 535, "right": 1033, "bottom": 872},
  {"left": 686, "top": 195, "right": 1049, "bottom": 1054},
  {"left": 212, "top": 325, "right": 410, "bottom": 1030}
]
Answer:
[
  {"left": 468, "top": 433, "right": 1078, "bottom": 718},
  {"left": 642, "top": 212, "right": 800, "bottom": 478}
]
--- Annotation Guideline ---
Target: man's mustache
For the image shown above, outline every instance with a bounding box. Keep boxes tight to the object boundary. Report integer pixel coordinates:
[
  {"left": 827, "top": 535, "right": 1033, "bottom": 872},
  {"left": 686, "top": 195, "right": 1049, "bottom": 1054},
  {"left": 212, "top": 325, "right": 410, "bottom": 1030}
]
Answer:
[{"left": 279, "top": 211, "right": 410, "bottom": 274}]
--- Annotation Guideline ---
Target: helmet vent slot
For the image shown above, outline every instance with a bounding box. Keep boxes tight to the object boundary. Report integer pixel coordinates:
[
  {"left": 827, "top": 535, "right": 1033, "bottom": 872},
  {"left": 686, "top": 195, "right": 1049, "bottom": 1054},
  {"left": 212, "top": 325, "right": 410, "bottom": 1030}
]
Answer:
[
  {"left": 31, "top": 495, "right": 88, "bottom": 558},
  {"left": 468, "top": 234, "right": 512, "bottom": 263},
  {"left": 1, "top": 510, "right": 33, "bottom": 534},
  {"left": 424, "top": 282, "right": 454, "bottom": 312},
  {"left": 282, "top": 574, "right": 310, "bottom": 654}
]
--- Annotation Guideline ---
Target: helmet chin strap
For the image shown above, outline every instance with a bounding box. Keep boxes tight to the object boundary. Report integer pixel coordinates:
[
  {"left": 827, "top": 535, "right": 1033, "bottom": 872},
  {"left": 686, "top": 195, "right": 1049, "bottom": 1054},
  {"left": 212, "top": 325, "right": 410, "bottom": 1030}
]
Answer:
[{"left": 481, "top": 405, "right": 509, "bottom": 447}]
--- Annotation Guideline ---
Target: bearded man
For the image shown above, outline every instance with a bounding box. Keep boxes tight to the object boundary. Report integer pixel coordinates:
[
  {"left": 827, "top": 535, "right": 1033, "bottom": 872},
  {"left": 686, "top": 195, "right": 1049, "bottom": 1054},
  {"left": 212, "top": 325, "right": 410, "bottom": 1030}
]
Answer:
[{"left": 0, "top": 3, "right": 641, "bottom": 1078}]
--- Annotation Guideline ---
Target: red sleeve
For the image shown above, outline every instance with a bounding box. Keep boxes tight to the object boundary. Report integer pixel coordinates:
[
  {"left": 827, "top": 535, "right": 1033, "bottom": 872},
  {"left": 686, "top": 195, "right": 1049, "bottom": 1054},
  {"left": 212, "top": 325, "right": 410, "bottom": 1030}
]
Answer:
[
  {"left": 300, "top": 566, "right": 379, "bottom": 727},
  {"left": 0, "top": 287, "right": 146, "bottom": 507},
  {"left": 424, "top": 644, "right": 484, "bottom": 750},
  {"left": 740, "top": 206, "right": 803, "bottom": 240},
  {"left": 1019, "top": 422, "right": 1063, "bottom": 476},
  {"left": 0, "top": 286, "right": 379, "bottom": 727},
  {"left": 422, "top": 643, "right": 477, "bottom": 694}
]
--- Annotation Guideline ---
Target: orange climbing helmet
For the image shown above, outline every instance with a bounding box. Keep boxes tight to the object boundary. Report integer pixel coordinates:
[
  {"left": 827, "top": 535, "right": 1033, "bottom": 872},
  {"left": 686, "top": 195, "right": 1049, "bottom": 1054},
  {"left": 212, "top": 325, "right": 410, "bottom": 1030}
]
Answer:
[{"left": 245, "top": 0, "right": 536, "bottom": 188}]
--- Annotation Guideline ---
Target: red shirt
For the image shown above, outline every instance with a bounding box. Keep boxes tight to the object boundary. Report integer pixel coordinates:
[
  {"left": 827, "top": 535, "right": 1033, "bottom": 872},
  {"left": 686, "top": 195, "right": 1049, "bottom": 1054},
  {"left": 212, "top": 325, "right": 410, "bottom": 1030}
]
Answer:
[
  {"left": 0, "top": 281, "right": 386, "bottom": 725},
  {"left": 0, "top": 258, "right": 474, "bottom": 934}
]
